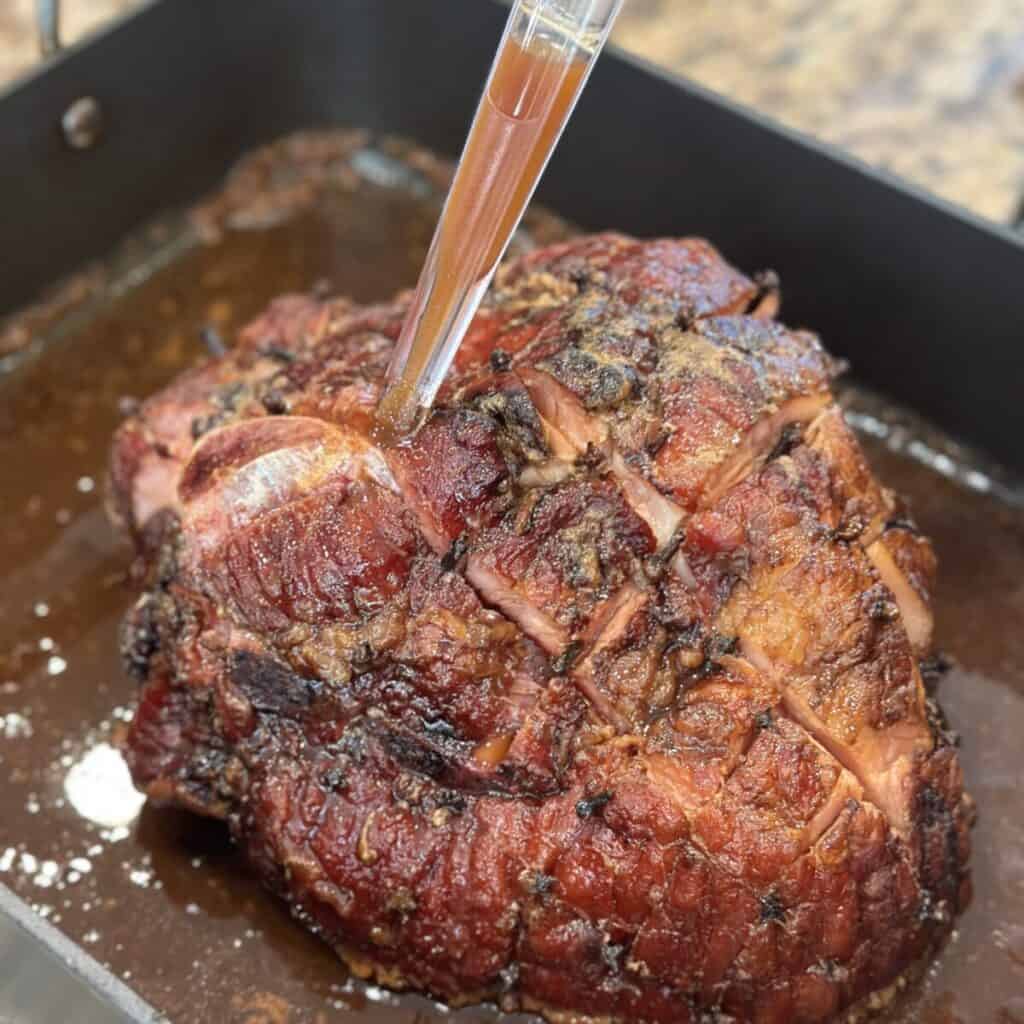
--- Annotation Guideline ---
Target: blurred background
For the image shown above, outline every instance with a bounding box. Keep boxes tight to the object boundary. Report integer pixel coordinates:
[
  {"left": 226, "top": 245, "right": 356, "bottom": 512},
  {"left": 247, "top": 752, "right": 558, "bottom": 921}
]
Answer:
[{"left": 3, "top": 0, "right": 1024, "bottom": 225}]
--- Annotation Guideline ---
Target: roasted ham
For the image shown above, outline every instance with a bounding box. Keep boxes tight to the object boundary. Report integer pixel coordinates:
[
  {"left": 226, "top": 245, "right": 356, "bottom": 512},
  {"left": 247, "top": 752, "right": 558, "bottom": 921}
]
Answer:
[{"left": 110, "top": 233, "right": 971, "bottom": 1023}]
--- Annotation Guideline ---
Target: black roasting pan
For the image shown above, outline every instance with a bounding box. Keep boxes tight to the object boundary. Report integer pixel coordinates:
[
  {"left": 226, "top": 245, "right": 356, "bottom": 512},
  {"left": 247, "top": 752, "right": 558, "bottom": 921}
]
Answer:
[{"left": 1, "top": 2, "right": 1022, "bottom": 1023}]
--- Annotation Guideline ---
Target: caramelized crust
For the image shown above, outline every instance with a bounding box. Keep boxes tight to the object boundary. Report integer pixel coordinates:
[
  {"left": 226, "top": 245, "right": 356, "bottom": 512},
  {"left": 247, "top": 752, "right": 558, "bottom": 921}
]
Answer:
[{"left": 111, "top": 233, "right": 971, "bottom": 1023}]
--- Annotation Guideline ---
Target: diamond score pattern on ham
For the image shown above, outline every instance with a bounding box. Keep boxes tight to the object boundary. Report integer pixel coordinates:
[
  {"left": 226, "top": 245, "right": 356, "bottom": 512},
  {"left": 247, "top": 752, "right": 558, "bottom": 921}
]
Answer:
[{"left": 108, "top": 233, "right": 971, "bottom": 1023}]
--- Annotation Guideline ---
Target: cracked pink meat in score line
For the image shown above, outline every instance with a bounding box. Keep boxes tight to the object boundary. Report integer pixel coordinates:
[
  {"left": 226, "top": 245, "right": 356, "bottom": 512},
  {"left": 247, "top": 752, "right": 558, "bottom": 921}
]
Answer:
[{"left": 108, "top": 232, "right": 972, "bottom": 1024}]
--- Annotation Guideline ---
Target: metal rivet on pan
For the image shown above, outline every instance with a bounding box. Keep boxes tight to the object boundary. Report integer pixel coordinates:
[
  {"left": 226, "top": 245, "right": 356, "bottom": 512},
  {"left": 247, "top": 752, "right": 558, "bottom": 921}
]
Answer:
[{"left": 61, "top": 96, "right": 103, "bottom": 150}]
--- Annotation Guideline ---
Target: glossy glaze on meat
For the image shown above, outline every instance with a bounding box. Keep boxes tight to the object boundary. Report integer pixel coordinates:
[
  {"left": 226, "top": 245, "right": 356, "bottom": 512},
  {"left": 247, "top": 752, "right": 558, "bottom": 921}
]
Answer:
[{"left": 109, "top": 233, "right": 972, "bottom": 1023}]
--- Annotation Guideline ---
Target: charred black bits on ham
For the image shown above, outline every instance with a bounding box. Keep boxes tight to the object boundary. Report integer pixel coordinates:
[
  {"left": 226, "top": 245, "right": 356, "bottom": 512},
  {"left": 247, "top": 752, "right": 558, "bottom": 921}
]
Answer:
[
  {"left": 216, "top": 381, "right": 247, "bottom": 412},
  {"left": 151, "top": 524, "right": 180, "bottom": 587},
  {"left": 350, "top": 641, "right": 377, "bottom": 674},
  {"left": 766, "top": 422, "right": 803, "bottom": 462},
  {"left": 916, "top": 888, "right": 951, "bottom": 925},
  {"left": 754, "top": 708, "right": 774, "bottom": 731},
  {"left": 381, "top": 730, "right": 448, "bottom": 780},
  {"left": 664, "top": 622, "right": 705, "bottom": 678},
  {"left": 579, "top": 443, "right": 607, "bottom": 472},
  {"left": 920, "top": 651, "right": 955, "bottom": 691},
  {"left": 474, "top": 389, "right": 549, "bottom": 461},
  {"left": 489, "top": 347, "right": 512, "bottom": 372},
  {"left": 542, "top": 346, "right": 637, "bottom": 410},
  {"left": 319, "top": 766, "right": 349, "bottom": 792},
  {"left": 706, "top": 632, "right": 739, "bottom": 658},
  {"left": 260, "top": 388, "right": 289, "bottom": 415},
  {"left": 121, "top": 595, "right": 160, "bottom": 682},
  {"left": 664, "top": 620, "right": 703, "bottom": 650},
  {"left": 498, "top": 962, "right": 521, "bottom": 993},
  {"left": 440, "top": 535, "right": 468, "bottom": 573},
  {"left": 916, "top": 785, "right": 951, "bottom": 829},
  {"left": 229, "top": 651, "right": 318, "bottom": 715},
  {"left": 601, "top": 942, "right": 626, "bottom": 972},
  {"left": 551, "top": 641, "right": 582, "bottom": 676},
  {"left": 521, "top": 869, "right": 557, "bottom": 895},
  {"left": 830, "top": 515, "right": 867, "bottom": 543},
  {"left": 576, "top": 790, "right": 613, "bottom": 819},
  {"left": 190, "top": 413, "right": 220, "bottom": 440},
  {"left": 421, "top": 718, "right": 458, "bottom": 739},
  {"left": 566, "top": 263, "right": 593, "bottom": 290},
  {"left": 693, "top": 632, "right": 739, "bottom": 677},
  {"left": 925, "top": 696, "right": 961, "bottom": 748},
  {"left": 722, "top": 547, "right": 752, "bottom": 584},
  {"left": 434, "top": 788, "right": 467, "bottom": 815},
  {"left": 868, "top": 596, "right": 900, "bottom": 622},
  {"left": 332, "top": 726, "right": 368, "bottom": 764},
  {"left": 759, "top": 891, "right": 786, "bottom": 923}
]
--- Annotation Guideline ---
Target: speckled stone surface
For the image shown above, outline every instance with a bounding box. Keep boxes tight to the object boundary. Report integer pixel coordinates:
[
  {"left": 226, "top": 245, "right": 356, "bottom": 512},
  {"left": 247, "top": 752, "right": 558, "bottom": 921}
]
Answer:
[
  {"left": 613, "top": 0, "right": 1024, "bottom": 224},
  {"left": 3, "top": 0, "right": 1024, "bottom": 223}
]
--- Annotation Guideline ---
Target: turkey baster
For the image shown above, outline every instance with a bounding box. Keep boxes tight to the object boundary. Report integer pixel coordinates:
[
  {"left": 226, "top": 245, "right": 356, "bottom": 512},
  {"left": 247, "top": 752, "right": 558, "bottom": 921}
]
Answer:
[{"left": 374, "top": 0, "right": 625, "bottom": 444}]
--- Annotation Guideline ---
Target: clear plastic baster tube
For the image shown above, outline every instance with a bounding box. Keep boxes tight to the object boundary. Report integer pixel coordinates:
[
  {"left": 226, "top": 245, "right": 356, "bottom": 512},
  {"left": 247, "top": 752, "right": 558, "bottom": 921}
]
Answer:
[{"left": 375, "top": 0, "right": 625, "bottom": 442}]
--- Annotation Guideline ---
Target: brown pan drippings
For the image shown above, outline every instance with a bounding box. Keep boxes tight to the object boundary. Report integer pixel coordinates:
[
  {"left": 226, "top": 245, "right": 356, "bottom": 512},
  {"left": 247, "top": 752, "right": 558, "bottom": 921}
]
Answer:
[{"left": 0, "top": 135, "right": 1021, "bottom": 1024}]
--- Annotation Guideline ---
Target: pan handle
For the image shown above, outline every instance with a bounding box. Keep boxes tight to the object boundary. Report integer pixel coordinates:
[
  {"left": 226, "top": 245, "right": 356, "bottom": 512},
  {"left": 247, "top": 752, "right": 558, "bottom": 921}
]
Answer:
[{"left": 37, "top": 0, "right": 61, "bottom": 57}]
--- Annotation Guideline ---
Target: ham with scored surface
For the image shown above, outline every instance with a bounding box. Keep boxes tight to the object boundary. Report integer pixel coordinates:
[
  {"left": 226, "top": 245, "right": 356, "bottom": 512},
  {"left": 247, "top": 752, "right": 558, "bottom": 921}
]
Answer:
[{"left": 110, "top": 233, "right": 971, "bottom": 1023}]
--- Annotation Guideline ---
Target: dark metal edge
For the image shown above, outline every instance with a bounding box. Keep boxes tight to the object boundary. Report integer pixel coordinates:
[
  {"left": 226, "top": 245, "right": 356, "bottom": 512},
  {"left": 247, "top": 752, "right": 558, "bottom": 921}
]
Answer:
[{"left": 0, "top": 881, "right": 165, "bottom": 1023}]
